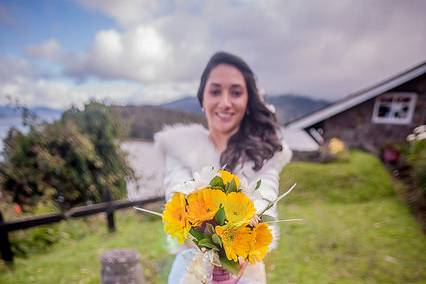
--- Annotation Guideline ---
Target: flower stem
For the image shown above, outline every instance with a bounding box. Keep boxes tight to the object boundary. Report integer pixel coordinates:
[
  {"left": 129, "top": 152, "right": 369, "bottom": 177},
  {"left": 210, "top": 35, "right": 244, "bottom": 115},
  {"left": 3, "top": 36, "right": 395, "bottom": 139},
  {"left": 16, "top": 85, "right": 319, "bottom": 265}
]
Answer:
[
  {"left": 264, "top": 218, "right": 304, "bottom": 224},
  {"left": 133, "top": 206, "right": 163, "bottom": 217}
]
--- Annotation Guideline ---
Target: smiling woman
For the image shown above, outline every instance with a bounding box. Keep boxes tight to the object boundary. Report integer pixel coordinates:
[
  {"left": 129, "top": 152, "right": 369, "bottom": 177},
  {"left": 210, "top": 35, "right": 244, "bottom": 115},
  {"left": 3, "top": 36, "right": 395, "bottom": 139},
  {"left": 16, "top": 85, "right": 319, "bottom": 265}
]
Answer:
[
  {"left": 196, "top": 52, "right": 285, "bottom": 173},
  {"left": 154, "top": 51, "right": 293, "bottom": 284},
  {"left": 202, "top": 63, "right": 249, "bottom": 152}
]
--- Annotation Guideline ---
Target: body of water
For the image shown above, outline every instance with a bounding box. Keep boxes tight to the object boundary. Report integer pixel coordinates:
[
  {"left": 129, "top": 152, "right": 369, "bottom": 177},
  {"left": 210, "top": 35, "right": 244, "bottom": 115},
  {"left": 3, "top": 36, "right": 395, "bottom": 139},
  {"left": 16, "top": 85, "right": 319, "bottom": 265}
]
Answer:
[{"left": 121, "top": 140, "right": 164, "bottom": 200}]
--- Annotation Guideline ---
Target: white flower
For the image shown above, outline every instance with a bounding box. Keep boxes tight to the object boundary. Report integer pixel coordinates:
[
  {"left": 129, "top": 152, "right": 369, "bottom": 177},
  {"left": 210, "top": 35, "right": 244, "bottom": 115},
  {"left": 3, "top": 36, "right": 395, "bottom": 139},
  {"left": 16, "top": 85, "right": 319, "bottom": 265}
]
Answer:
[
  {"left": 417, "top": 132, "right": 426, "bottom": 141},
  {"left": 414, "top": 125, "right": 426, "bottom": 134},
  {"left": 407, "top": 134, "right": 416, "bottom": 142},
  {"left": 192, "top": 166, "right": 218, "bottom": 189},
  {"left": 174, "top": 180, "right": 197, "bottom": 195},
  {"left": 265, "top": 103, "right": 276, "bottom": 114}
]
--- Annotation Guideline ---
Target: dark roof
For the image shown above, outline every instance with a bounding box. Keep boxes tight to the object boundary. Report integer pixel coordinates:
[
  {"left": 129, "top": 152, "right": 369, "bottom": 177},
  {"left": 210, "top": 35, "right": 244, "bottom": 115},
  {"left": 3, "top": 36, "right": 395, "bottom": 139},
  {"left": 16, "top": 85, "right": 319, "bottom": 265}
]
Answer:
[{"left": 286, "top": 60, "right": 426, "bottom": 129}]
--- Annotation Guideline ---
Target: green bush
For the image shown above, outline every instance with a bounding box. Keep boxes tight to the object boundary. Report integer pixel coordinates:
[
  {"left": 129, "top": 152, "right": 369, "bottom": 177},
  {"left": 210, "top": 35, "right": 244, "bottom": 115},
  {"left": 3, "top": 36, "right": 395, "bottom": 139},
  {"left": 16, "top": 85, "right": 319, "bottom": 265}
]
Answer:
[
  {"left": 0, "top": 101, "right": 134, "bottom": 210},
  {"left": 407, "top": 139, "right": 426, "bottom": 195},
  {"left": 7, "top": 201, "right": 101, "bottom": 258}
]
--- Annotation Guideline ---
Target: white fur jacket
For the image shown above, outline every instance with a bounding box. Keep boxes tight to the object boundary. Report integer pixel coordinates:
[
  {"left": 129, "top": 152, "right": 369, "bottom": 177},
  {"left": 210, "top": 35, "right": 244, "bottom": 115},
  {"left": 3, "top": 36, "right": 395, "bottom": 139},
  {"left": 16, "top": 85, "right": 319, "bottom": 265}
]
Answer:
[{"left": 154, "top": 123, "right": 292, "bottom": 249}]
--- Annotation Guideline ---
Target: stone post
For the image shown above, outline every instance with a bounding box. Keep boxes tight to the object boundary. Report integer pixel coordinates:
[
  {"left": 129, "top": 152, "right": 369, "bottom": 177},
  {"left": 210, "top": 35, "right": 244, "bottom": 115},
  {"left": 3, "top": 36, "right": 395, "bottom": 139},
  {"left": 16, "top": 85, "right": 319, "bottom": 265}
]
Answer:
[{"left": 100, "top": 249, "right": 144, "bottom": 284}]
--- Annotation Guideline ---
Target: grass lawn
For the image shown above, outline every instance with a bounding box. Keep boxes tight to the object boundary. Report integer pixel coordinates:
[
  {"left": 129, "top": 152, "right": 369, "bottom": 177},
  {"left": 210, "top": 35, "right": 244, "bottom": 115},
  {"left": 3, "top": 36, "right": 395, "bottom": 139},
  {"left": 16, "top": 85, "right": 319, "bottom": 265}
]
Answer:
[{"left": 1, "top": 151, "right": 425, "bottom": 283}]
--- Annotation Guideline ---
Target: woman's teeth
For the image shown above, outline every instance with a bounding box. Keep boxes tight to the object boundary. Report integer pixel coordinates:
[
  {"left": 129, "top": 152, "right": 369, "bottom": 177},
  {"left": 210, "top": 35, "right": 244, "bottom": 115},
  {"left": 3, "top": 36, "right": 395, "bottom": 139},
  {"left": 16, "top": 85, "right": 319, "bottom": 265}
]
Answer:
[{"left": 216, "top": 112, "right": 233, "bottom": 118}]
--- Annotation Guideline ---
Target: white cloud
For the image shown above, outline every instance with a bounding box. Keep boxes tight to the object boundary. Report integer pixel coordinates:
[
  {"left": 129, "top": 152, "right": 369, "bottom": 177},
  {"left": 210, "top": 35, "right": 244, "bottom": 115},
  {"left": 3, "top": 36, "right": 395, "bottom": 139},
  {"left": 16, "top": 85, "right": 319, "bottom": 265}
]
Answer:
[
  {"left": 69, "top": 0, "right": 426, "bottom": 100},
  {"left": 48, "top": 26, "right": 178, "bottom": 85},
  {"left": 0, "top": 56, "right": 157, "bottom": 109},
  {"left": 78, "top": 0, "right": 165, "bottom": 28},
  {"left": 26, "top": 39, "right": 61, "bottom": 60},
  {"left": 6, "top": 0, "right": 426, "bottom": 109}
]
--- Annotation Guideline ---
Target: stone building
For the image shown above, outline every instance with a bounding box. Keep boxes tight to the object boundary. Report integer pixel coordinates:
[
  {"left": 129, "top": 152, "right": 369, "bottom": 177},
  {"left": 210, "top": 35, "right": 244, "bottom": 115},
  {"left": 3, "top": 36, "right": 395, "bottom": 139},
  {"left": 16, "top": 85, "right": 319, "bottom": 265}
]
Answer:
[{"left": 286, "top": 61, "right": 426, "bottom": 155}]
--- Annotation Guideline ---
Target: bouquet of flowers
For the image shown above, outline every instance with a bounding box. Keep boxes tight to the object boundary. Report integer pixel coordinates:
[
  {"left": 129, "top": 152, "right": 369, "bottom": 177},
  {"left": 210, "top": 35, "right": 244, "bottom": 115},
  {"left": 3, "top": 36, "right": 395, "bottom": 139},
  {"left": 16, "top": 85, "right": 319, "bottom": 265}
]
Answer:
[{"left": 135, "top": 168, "right": 297, "bottom": 283}]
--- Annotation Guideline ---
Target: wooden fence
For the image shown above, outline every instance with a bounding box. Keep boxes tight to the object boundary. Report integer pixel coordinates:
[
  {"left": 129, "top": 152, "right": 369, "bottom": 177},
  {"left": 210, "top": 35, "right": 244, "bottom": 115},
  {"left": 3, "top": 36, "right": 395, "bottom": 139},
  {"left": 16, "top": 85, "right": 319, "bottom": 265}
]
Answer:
[{"left": 0, "top": 190, "right": 163, "bottom": 264}]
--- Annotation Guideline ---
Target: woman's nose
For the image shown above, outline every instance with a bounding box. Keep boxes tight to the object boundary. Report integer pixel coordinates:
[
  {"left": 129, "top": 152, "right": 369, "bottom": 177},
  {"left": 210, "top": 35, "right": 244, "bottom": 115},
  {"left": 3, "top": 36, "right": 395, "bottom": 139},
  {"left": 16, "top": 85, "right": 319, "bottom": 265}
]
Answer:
[{"left": 219, "top": 92, "right": 232, "bottom": 108}]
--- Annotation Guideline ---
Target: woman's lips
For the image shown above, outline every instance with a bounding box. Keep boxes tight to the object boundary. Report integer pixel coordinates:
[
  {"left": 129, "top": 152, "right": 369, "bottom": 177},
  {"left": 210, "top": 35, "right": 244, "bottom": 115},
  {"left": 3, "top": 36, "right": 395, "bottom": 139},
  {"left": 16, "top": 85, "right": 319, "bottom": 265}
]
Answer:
[{"left": 215, "top": 111, "right": 234, "bottom": 122}]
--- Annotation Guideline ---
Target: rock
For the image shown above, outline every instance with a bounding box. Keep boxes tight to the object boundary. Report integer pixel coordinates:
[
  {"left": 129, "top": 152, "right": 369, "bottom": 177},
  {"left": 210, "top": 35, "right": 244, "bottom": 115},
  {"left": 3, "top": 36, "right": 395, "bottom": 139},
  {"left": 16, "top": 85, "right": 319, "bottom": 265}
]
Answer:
[{"left": 100, "top": 249, "right": 144, "bottom": 284}]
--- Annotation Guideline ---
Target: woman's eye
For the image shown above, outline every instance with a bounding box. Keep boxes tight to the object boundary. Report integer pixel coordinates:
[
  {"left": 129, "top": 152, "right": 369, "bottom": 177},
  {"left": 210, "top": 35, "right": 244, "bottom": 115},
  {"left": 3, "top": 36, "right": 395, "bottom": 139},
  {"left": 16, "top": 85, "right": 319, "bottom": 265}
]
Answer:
[
  {"left": 210, "top": 89, "right": 221, "bottom": 96},
  {"left": 231, "top": 90, "right": 242, "bottom": 97}
]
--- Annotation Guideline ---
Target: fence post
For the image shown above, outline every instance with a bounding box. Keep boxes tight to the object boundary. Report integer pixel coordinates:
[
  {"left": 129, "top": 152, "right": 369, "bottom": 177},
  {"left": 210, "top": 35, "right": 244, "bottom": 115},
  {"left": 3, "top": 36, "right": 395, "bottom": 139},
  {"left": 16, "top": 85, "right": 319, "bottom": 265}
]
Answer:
[
  {"left": 0, "top": 210, "right": 13, "bottom": 264},
  {"left": 102, "top": 188, "right": 116, "bottom": 232}
]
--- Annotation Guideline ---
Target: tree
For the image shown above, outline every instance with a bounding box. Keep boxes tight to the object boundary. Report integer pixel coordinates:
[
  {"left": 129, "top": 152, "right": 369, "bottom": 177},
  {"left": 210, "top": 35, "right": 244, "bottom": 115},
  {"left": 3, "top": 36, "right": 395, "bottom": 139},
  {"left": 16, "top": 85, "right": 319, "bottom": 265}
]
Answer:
[{"left": 0, "top": 102, "right": 134, "bottom": 210}]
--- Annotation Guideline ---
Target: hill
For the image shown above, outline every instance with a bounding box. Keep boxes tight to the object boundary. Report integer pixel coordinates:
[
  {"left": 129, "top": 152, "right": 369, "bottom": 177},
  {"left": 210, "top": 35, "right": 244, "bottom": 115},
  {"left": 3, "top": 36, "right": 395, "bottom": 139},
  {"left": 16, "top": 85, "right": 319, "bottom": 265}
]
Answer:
[
  {"left": 160, "top": 94, "right": 330, "bottom": 124},
  {"left": 112, "top": 105, "right": 205, "bottom": 140},
  {"left": 266, "top": 94, "right": 329, "bottom": 124}
]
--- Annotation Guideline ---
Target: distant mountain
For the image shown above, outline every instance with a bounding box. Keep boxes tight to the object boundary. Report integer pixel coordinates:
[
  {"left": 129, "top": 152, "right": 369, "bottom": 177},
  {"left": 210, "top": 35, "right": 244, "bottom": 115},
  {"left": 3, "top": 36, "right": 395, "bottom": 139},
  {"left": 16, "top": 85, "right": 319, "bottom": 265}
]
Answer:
[
  {"left": 112, "top": 105, "right": 205, "bottom": 140},
  {"left": 0, "top": 106, "right": 21, "bottom": 118},
  {"left": 0, "top": 106, "right": 63, "bottom": 120},
  {"left": 160, "top": 96, "right": 203, "bottom": 115},
  {"left": 266, "top": 95, "right": 330, "bottom": 124},
  {"left": 159, "top": 94, "right": 330, "bottom": 124}
]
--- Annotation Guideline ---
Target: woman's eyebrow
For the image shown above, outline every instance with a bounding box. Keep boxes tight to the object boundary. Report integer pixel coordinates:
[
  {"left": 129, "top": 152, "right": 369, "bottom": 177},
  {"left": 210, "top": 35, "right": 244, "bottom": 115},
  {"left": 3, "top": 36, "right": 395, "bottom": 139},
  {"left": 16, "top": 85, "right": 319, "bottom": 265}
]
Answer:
[{"left": 209, "top": 82, "right": 222, "bottom": 88}]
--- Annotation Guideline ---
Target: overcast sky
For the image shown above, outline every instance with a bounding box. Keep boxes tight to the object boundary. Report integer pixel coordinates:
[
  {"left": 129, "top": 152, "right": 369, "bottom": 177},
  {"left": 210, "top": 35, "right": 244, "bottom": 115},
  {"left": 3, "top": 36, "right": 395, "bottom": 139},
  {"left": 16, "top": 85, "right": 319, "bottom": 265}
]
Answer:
[{"left": 1, "top": 0, "right": 425, "bottom": 109}]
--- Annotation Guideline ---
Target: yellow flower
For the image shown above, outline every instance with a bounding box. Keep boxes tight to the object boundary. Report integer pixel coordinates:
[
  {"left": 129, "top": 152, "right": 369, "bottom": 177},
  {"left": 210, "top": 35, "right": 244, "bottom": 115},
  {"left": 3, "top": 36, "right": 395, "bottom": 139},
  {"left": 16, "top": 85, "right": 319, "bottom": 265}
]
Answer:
[
  {"left": 215, "top": 223, "right": 253, "bottom": 261},
  {"left": 247, "top": 223, "right": 273, "bottom": 264},
  {"left": 329, "top": 138, "right": 346, "bottom": 155},
  {"left": 219, "top": 169, "right": 240, "bottom": 188},
  {"left": 224, "top": 192, "right": 256, "bottom": 225},
  {"left": 162, "top": 192, "right": 190, "bottom": 244},
  {"left": 186, "top": 188, "right": 226, "bottom": 226}
]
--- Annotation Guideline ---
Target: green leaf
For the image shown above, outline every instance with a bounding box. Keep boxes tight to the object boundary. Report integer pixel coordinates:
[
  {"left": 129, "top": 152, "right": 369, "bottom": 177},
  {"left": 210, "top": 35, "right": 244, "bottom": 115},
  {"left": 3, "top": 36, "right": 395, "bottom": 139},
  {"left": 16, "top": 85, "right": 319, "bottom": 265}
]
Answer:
[
  {"left": 215, "top": 206, "right": 226, "bottom": 226},
  {"left": 189, "top": 228, "right": 205, "bottom": 241},
  {"left": 260, "top": 214, "right": 276, "bottom": 222},
  {"left": 255, "top": 179, "right": 262, "bottom": 190},
  {"left": 228, "top": 178, "right": 237, "bottom": 193},
  {"left": 219, "top": 254, "right": 240, "bottom": 275},
  {"left": 212, "top": 234, "right": 222, "bottom": 247},
  {"left": 198, "top": 238, "right": 219, "bottom": 250},
  {"left": 224, "top": 182, "right": 230, "bottom": 193},
  {"left": 209, "top": 176, "right": 225, "bottom": 190}
]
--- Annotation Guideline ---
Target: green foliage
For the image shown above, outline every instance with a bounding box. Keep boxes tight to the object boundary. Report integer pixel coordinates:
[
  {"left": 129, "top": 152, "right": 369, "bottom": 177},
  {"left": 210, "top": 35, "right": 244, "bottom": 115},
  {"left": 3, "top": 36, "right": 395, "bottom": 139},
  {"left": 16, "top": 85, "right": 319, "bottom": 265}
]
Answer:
[
  {"left": 0, "top": 153, "right": 425, "bottom": 283},
  {"left": 61, "top": 101, "right": 134, "bottom": 200},
  {"left": 407, "top": 139, "right": 426, "bottom": 195},
  {"left": 0, "top": 101, "right": 133, "bottom": 209},
  {"left": 215, "top": 206, "right": 226, "bottom": 226},
  {"left": 209, "top": 176, "right": 225, "bottom": 188},
  {"left": 9, "top": 201, "right": 96, "bottom": 258},
  {"left": 219, "top": 254, "right": 240, "bottom": 275},
  {"left": 0, "top": 210, "right": 172, "bottom": 284},
  {"left": 280, "top": 151, "right": 395, "bottom": 204}
]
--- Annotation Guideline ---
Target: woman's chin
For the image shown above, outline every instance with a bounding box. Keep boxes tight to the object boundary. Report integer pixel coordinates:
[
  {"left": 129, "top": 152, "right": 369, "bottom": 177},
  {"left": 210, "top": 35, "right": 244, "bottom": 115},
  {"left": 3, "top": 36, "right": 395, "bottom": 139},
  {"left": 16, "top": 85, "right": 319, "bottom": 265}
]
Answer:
[{"left": 213, "top": 124, "right": 239, "bottom": 135}]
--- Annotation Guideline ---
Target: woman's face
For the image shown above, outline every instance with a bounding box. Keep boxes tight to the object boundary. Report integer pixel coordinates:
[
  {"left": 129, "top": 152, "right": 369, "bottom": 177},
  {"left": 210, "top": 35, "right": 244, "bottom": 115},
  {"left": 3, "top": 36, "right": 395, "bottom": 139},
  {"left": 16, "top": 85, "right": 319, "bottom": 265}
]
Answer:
[{"left": 202, "top": 64, "right": 249, "bottom": 136}]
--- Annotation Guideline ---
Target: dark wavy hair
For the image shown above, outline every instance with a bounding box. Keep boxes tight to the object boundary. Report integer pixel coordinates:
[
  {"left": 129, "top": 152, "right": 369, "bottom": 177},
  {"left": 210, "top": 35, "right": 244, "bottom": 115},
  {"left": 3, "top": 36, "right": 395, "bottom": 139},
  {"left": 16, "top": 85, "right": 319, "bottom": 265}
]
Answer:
[{"left": 197, "top": 51, "right": 283, "bottom": 171}]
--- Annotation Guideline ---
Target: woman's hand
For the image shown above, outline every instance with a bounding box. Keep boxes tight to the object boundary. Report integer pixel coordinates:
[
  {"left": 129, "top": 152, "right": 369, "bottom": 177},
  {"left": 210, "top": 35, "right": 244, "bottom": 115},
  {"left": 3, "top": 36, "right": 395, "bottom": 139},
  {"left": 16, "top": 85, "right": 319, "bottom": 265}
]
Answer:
[
  {"left": 211, "top": 267, "right": 236, "bottom": 284},
  {"left": 211, "top": 260, "right": 249, "bottom": 284}
]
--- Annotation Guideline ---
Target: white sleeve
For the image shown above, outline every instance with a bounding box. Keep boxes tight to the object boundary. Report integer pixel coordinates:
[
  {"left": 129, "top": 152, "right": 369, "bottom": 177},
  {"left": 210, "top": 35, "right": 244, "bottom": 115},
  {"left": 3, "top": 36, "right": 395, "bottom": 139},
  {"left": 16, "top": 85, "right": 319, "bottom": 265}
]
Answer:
[
  {"left": 253, "top": 141, "right": 292, "bottom": 215},
  {"left": 163, "top": 154, "right": 193, "bottom": 201},
  {"left": 252, "top": 142, "right": 293, "bottom": 250},
  {"left": 252, "top": 166, "right": 281, "bottom": 217}
]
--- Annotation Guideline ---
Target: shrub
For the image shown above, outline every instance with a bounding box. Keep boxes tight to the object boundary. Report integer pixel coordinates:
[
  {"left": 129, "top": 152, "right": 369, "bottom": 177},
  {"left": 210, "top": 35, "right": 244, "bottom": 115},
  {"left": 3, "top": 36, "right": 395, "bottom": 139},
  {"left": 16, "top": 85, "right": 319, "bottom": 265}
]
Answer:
[
  {"left": 406, "top": 125, "right": 426, "bottom": 195},
  {"left": 0, "top": 101, "right": 134, "bottom": 210}
]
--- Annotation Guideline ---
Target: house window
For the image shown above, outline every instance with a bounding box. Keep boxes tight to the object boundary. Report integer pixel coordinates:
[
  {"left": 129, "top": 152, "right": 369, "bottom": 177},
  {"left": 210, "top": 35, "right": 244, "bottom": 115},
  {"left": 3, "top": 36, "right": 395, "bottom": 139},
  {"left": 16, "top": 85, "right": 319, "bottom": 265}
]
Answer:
[{"left": 372, "top": 92, "right": 417, "bottom": 125}]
